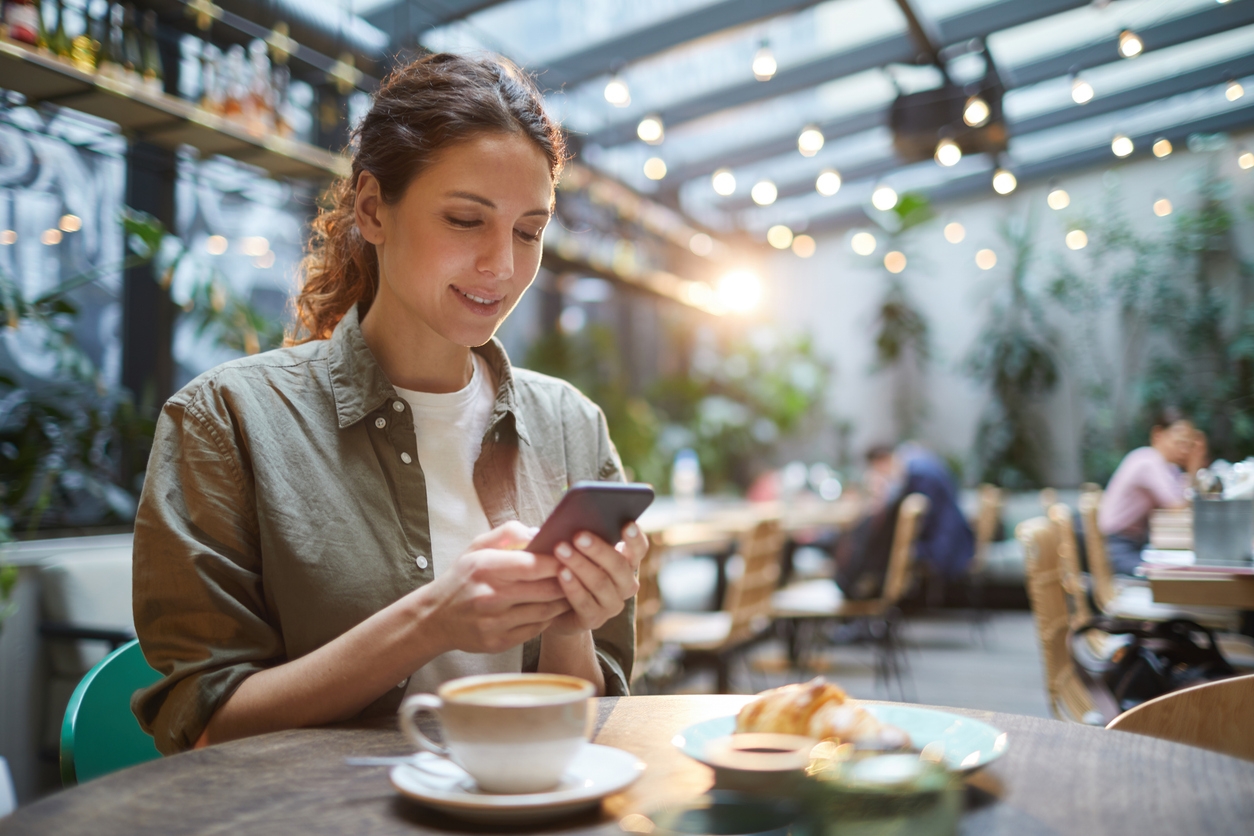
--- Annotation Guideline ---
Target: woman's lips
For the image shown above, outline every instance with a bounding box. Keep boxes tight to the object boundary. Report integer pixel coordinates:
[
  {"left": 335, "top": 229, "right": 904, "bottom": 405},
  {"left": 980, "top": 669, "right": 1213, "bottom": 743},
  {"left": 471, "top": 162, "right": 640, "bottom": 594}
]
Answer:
[{"left": 451, "top": 285, "right": 503, "bottom": 316}]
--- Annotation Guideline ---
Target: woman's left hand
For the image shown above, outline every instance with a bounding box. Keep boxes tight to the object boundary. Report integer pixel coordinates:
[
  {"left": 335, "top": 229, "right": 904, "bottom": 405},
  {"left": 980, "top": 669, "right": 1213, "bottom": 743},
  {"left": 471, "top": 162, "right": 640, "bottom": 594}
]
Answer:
[{"left": 545, "top": 523, "right": 648, "bottom": 635}]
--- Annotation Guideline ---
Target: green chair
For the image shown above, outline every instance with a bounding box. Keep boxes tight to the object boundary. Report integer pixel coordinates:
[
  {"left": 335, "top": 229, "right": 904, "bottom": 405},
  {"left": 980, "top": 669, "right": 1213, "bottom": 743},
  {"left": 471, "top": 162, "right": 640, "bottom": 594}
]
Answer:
[{"left": 60, "top": 639, "right": 162, "bottom": 786}]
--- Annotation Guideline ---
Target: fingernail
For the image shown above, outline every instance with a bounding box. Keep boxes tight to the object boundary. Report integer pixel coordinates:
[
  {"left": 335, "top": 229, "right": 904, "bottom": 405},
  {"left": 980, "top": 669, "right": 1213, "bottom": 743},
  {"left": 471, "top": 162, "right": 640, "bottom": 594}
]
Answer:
[
  {"left": 576, "top": 533, "right": 592, "bottom": 548},
  {"left": 560, "top": 569, "right": 572, "bottom": 582},
  {"left": 626, "top": 524, "right": 639, "bottom": 538},
  {"left": 556, "top": 543, "right": 572, "bottom": 559}
]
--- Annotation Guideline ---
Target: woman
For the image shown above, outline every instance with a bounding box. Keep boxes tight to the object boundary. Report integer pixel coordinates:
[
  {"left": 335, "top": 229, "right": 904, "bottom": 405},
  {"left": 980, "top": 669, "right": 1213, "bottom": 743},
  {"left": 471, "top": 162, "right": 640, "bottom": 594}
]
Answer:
[
  {"left": 1098, "top": 407, "right": 1206, "bottom": 575},
  {"left": 131, "top": 53, "right": 646, "bottom": 755}
]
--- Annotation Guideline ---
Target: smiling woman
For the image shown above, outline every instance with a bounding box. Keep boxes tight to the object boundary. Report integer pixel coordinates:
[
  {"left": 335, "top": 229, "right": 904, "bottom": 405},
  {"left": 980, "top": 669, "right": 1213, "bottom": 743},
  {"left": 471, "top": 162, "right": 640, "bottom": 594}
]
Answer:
[{"left": 129, "top": 53, "right": 646, "bottom": 755}]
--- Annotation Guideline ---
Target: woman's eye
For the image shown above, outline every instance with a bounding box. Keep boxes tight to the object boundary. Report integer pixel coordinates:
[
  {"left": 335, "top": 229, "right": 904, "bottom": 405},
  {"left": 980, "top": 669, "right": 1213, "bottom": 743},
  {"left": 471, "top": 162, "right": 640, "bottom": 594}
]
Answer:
[
  {"left": 515, "top": 228, "right": 543, "bottom": 243},
  {"left": 447, "top": 216, "right": 481, "bottom": 228}
]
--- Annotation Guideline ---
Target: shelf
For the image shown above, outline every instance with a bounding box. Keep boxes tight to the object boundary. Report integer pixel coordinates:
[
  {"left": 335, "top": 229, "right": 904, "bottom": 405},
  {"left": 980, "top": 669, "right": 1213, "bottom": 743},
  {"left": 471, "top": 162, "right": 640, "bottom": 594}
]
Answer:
[{"left": 0, "top": 38, "right": 348, "bottom": 180}]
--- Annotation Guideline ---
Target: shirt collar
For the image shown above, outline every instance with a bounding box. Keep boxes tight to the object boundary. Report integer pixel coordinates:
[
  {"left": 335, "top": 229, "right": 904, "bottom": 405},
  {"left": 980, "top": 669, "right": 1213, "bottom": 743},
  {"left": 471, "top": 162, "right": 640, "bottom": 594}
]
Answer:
[{"left": 328, "top": 303, "right": 530, "bottom": 445}]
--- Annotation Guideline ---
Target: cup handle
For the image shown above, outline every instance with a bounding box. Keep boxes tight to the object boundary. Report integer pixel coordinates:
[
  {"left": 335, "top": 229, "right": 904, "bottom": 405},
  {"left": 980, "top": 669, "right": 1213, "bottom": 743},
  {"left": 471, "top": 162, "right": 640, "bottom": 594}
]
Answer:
[{"left": 399, "top": 693, "right": 449, "bottom": 757}]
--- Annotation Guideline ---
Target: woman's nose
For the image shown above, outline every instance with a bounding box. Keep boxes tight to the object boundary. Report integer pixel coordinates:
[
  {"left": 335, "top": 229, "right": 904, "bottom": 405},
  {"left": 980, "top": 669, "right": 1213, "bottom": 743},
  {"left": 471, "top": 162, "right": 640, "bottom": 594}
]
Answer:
[{"left": 477, "top": 226, "right": 514, "bottom": 279}]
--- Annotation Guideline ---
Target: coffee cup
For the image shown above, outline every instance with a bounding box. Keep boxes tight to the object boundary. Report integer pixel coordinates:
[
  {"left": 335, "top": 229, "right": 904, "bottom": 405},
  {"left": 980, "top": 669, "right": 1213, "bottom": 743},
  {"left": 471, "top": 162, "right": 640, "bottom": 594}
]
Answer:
[{"left": 398, "top": 672, "right": 595, "bottom": 794}]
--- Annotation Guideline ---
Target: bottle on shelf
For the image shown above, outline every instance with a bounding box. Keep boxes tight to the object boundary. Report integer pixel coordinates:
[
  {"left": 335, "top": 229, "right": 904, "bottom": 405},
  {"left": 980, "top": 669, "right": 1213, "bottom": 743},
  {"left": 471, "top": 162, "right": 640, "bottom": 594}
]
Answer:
[
  {"left": 49, "top": 0, "right": 71, "bottom": 58},
  {"left": 245, "top": 38, "right": 273, "bottom": 134},
  {"left": 71, "top": 0, "right": 103, "bottom": 72},
  {"left": 268, "top": 21, "right": 293, "bottom": 138},
  {"left": 140, "top": 9, "right": 162, "bottom": 93},
  {"left": 199, "top": 42, "right": 224, "bottom": 113},
  {"left": 120, "top": 3, "right": 141, "bottom": 83},
  {"left": 4, "top": 0, "right": 42, "bottom": 46},
  {"left": 222, "top": 43, "right": 246, "bottom": 117}
]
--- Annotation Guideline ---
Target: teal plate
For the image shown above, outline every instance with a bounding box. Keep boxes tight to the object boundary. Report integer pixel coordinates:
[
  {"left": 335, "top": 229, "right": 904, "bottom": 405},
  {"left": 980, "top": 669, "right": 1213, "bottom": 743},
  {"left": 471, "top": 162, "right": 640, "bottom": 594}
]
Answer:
[{"left": 673, "top": 705, "right": 1008, "bottom": 773}]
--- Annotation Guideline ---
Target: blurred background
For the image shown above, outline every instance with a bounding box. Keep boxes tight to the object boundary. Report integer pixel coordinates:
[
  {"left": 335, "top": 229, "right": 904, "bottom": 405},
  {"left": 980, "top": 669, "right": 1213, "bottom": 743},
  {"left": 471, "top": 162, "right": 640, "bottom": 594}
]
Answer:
[{"left": 1, "top": 0, "right": 1253, "bottom": 807}]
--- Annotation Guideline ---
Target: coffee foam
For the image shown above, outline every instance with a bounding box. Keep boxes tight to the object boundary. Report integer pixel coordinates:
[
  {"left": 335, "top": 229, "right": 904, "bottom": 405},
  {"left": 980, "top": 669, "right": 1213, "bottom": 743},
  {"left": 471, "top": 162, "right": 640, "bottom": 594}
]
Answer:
[{"left": 452, "top": 681, "right": 585, "bottom": 707}]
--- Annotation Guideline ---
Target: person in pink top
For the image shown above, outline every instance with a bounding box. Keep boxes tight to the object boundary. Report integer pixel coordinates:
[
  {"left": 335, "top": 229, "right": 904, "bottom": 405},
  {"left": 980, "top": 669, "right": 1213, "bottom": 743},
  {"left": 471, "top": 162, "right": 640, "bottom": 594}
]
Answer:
[{"left": 1098, "top": 407, "right": 1208, "bottom": 574}]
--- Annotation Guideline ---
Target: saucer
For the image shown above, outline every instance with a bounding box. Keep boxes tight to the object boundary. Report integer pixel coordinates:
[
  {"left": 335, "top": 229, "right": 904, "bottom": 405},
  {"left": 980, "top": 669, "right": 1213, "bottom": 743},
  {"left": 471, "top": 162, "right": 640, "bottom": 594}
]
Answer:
[{"left": 389, "top": 743, "right": 645, "bottom": 824}]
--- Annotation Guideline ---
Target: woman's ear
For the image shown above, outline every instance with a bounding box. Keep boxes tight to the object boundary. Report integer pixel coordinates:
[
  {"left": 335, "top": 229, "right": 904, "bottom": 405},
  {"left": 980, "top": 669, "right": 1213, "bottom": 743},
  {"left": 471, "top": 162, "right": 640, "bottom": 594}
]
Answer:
[{"left": 355, "top": 171, "right": 386, "bottom": 245}]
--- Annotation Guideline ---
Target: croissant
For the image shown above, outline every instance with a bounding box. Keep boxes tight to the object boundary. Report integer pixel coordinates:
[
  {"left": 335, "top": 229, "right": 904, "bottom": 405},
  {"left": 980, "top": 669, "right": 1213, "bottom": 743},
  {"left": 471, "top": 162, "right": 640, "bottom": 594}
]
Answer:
[{"left": 736, "top": 678, "right": 910, "bottom": 750}]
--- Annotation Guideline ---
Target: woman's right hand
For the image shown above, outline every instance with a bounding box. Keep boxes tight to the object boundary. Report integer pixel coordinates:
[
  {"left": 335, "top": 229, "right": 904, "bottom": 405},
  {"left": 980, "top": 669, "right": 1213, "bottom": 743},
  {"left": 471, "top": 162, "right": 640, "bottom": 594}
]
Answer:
[{"left": 417, "top": 521, "right": 571, "bottom": 654}]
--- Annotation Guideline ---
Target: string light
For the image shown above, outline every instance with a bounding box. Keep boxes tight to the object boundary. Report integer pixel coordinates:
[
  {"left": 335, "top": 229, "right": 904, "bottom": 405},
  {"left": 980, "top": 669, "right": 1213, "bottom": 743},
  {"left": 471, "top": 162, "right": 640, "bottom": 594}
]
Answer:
[
  {"left": 976, "top": 249, "right": 997, "bottom": 270},
  {"left": 1227, "top": 79, "right": 1245, "bottom": 101},
  {"left": 963, "top": 96, "right": 990, "bottom": 128},
  {"left": 689, "top": 233, "right": 714, "bottom": 256},
  {"left": 717, "top": 270, "right": 762, "bottom": 313},
  {"left": 798, "top": 127, "right": 824, "bottom": 157},
  {"left": 1238, "top": 151, "right": 1254, "bottom": 170},
  {"left": 0, "top": 230, "right": 14, "bottom": 245},
  {"left": 255, "top": 250, "right": 276, "bottom": 269},
  {"left": 604, "top": 75, "right": 630, "bottom": 107},
  {"left": 58, "top": 214, "right": 82, "bottom": 232},
  {"left": 40, "top": 228, "right": 62, "bottom": 245},
  {"left": 751, "top": 180, "right": 778, "bottom": 206},
  {"left": 1071, "top": 74, "right": 1094, "bottom": 104},
  {"left": 1117, "top": 30, "right": 1143, "bottom": 59},
  {"left": 637, "top": 116, "right": 664, "bottom": 144},
  {"left": 752, "top": 44, "right": 777, "bottom": 81},
  {"left": 1066, "top": 229, "right": 1088, "bottom": 250},
  {"left": 1153, "top": 138, "right": 1173, "bottom": 157},
  {"left": 205, "top": 235, "right": 228, "bottom": 254},
  {"left": 871, "top": 185, "right": 898, "bottom": 211},
  {"left": 943, "top": 222, "right": 965, "bottom": 243},
  {"left": 816, "top": 170, "right": 841, "bottom": 196},
  {"left": 792, "top": 234, "right": 816, "bottom": 258},
  {"left": 241, "top": 236, "right": 269, "bottom": 257},
  {"left": 934, "top": 138, "right": 962, "bottom": 167},
  {"left": 643, "top": 157, "right": 667, "bottom": 180},
  {"left": 884, "top": 251, "right": 906, "bottom": 273},
  {"left": 1047, "top": 188, "right": 1070, "bottom": 210},
  {"left": 1153, "top": 198, "right": 1173, "bottom": 217},
  {"left": 992, "top": 169, "right": 1017, "bottom": 194},
  {"left": 851, "top": 232, "right": 877, "bottom": 255},
  {"left": 1112, "top": 135, "right": 1134, "bottom": 157},
  {"left": 712, "top": 169, "right": 737, "bottom": 196},
  {"left": 767, "top": 225, "right": 794, "bottom": 249}
]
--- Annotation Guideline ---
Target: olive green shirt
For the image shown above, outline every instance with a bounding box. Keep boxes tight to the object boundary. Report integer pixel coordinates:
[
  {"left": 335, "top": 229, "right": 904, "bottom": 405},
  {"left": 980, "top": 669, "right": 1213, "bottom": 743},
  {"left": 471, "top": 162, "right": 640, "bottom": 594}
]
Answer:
[{"left": 131, "top": 305, "right": 633, "bottom": 755}]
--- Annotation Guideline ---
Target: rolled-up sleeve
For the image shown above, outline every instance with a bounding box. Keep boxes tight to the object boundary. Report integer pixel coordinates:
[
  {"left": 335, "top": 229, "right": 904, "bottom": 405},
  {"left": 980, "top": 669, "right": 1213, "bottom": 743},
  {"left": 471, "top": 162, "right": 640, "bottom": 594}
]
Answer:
[{"left": 131, "top": 394, "right": 280, "bottom": 755}]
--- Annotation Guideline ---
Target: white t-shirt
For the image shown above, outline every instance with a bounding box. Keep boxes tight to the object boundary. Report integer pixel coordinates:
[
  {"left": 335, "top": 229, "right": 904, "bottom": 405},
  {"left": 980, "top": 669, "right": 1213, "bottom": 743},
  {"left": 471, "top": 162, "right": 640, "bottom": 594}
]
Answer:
[{"left": 399, "top": 353, "right": 523, "bottom": 696}]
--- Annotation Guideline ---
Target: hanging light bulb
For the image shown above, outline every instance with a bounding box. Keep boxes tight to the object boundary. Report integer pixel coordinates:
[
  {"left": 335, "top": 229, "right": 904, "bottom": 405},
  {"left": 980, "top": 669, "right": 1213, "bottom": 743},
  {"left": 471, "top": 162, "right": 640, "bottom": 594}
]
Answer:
[
  {"left": 604, "top": 75, "right": 630, "bottom": 107},
  {"left": 883, "top": 251, "right": 907, "bottom": 273},
  {"left": 798, "top": 126, "right": 825, "bottom": 156},
  {"left": 815, "top": 169, "right": 841, "bottom": 196},
  {"left": 752, "top": 43, "right": 777, "bottom": 82},
  {"left": 1227, "top": 79, "right": 1245, "bottom": 101},
  {"left": 976, "top": 249, "right": 997, "bottom": 270},
  {"left": 851, "top": 232, "right": 877, "bottom": 256},
  {"left": 871, "top": 185, "right": 898, "bottom": 211},
  {"left": 934, "top": 138, "right": 962, "bottom": 167},
  {"left": 1118, "top": 30, "right": 1144, "bottom": 59},
  {"left": 712, "top": 168, "right": 737, "bottom": 196},
  {"left": 943, "top": 222, "right": 965, "bottom": 243},
  {"left": 963, "top": 96, "right": 990, "bottom": 128},
  {"left": 792, "top": 235, "right": 816, "bottom": 258},
  {"left": 637, "top": 115, "right": 664, "bottom": 144},
  {"left": 767, "top": 225, "right": 794, "bottom": 249},
  {"left": 751, "top": 180, "right": 778, "bottom": 205},
  {"left": 1047, "top": 187, "right": 1070, "bottom": 210},
  {"left": 1238, "top": 151, "right": 1254, "bottom": 170},
  {"left": 1112, "top": 134, "right": 1134, "bottom": 157},
  {"left": 1066, "top": 229, "right": 1088, "bottom": 250},
  {"left": 992, "top": 169, "right": 1017, "bottom": 194},
  {"left": 1153, "top": 138, "right": 1173, "bottom": 157},
  {"left": 1153, "top": 198, "right": 1173, "bottom": 217},
  {"left": 643, "top": 157, "right": 667, "bottom": 180},
  {"left": 1071, "top": 74, "right": 1095, "bottom": 104}
]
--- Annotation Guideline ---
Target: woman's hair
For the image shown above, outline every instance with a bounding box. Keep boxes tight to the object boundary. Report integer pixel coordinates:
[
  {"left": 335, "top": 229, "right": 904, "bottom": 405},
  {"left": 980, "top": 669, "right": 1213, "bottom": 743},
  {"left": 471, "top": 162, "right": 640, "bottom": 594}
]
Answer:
[
  {"left": 1151, "top": 405, "right": 1189, "bottom": 431},
  {"left": 289, "top": 53, "right": 566, "bottom": 343}
]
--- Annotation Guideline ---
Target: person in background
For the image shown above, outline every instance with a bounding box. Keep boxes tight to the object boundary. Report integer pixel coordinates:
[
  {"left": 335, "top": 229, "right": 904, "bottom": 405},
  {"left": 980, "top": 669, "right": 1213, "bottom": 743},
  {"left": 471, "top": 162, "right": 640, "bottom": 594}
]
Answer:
[{"left": 1098, "top": 407, "right": 1207, "bottom": 575}]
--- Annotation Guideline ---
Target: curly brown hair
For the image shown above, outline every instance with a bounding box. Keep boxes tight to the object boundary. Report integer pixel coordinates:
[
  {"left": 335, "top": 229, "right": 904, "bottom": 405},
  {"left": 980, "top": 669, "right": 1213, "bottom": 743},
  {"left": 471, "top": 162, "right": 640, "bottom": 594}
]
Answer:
[{"left": 288, "top": 53, "right": 566, "bottom": 343}]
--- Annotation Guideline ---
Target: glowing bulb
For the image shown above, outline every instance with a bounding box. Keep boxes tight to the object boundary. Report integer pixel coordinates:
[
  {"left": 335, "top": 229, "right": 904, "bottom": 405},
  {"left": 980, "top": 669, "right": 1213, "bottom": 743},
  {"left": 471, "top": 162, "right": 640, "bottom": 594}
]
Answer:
[
  {"left": 976, "top": 249, "right": 997, "bottom": 270},
  {"left": 798, "top": 127, "right": 824, "bottom": 156},
  {"left": 884, "top": 251, "right": 906, "bottom": 273},
  {"left": 604, "top": 76, "right": 630, "bottom": 107},
  {"left": 206, "top": 235, "right": 228, "bottom": 255},
  {"left": 943, "top": 222, "right": 965, "bottom": 243},
  {"left": 871, "top": 185, "right": 898, "bottom": 211},
  {"left": 1227, "top": 80, "right": 1245, "bottom": 101},
  {"left": 963, "top": 96, "right": 990, "bottom": 128},
  {"left": 1072, "top": 76, "right": 1094, "bottom": 104},
  {"left": 1066, "top": 229, "right": 1088, "bottom": 250},
  {"left": 643, "top": 157, "right": 667, "bottom": 180},
  {"left": 851, "top": 231, "right": 877, "bottom": 255},
  {"left": 934, "top": 138, "right": 962, "bottom": 167},
  {"left": 58, "top": 214, "right": 82, "bottom": 232},
  {"left": 255, "top": 250, "right": 276, "bottom": 269},
  {"left": 1153, "top": 198, "right": 1173, "bottom": 217},
  {"left": 1118, "top": 30, "right": 1143, "bottom": 59},
  {"left": 0, "top": 230, "right": 14, "bottom": 245},
  {"left": 241, "top": 236, "right": 269, "bottom": 257},
  {"left": 1112, "top": 135, "right": 1134, "bottom": 157},
  {"left": 751, "top": 180, "right": 778, "bottom": 206},
  {"left": 712, "top": 169, "right": 737, "bottom": 196},
  {"left": 637, "top": 116, "right": 663, "bottom": 144},
  {"left": 1238, "top": 151, "right": 1254, "bottom": 170},
  {"left": 752, "top": 46, "right": 777, "bottom": 82},
  {"left": 816, "top": 169, "right": 841, "bottom": 196},
  {"left": 992, "top": 169, "right": 1017, "bottom": 194},
  {"left": 40, "top": 228, "right": 62, "bottom": 245},
  {"left": 792, "top": 234, "right": 816, "bottom": 258},
  {"left": 689, "top": 233, "right": 714, "bottom": 256},
  {"left": 1047, "top": 188, "right": 1070, "bottom": 210},
  {"left": 767, "top": 225, "right": 794, "bottom": 249},
  {"left": 1153, "top": 138, "right": 1173, "bottom": 158},
  {"left": 717, "top": 270, "right": 762, "bottom": 313}
]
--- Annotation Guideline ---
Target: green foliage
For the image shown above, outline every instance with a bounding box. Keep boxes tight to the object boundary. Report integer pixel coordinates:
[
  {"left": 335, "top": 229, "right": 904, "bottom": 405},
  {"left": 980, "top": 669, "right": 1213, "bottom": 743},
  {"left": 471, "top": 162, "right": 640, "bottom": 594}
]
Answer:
[{"left": 873, "top": 279, "right": 930, "bottom": 367}]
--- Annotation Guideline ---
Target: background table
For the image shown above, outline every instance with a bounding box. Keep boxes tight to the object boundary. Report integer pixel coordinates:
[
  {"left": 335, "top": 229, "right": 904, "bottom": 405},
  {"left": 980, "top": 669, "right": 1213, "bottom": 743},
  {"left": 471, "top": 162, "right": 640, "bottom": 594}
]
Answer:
[
  {"left": 3, "top": 695, "right": 1254, "bottom": 835},
  {"left": 1148, "top": 566, "right": 1254, "bottom": 609}
]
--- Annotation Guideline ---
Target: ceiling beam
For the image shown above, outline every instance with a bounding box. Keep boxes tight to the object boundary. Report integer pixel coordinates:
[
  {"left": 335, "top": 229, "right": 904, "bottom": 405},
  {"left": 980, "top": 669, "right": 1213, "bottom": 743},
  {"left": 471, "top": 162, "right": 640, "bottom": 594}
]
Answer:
[
  {"left": 1006, "top": 1, "right": 1254, "bottom": 88},
  {"left": 365, "top": 0, "right": 514, "bottom": 47},
  {"left": 538, "top": 0, "right": 826, "bottom": 92},
  {"left": 934, "top": 0, "right": 1089, "bottom": 46}
]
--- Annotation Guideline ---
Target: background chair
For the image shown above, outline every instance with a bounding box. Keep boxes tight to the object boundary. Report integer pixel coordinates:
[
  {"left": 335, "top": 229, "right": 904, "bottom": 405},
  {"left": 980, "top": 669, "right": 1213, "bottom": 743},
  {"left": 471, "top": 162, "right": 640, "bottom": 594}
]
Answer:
[
  {"left": 965, "top": 483, "right": 1003, "bottom": 632},
  {"left": 630, "top": 536, "right": 666, "bottom": 692},
  {"left": 1107, "top": 673, "right": 1254, "bottom": 762},
  {"left": 60, "top": 639, "right": 162, "bottom": 786}
]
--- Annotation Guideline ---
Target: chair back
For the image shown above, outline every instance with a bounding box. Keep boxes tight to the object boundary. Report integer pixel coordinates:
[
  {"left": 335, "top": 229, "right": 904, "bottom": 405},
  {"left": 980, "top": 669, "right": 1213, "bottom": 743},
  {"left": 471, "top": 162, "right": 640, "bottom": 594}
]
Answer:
[
  {"left": 1018, "top": 517, "right": 1097, "bottom": 724},
  {"left": 1079, "top": 490, "right": 1117, "bottom": 613},
  {"left": 970, "top": 484, "right": 1002, "bottom": 573},
  {"left": 881, "top": 493, "right": 930, "bottom": 605},
  {"left": 60, "top": 639, "right": 162, "bottom": 786},
  {"left": 1107, "top": 673, "right": 1254, "bottom": 762},
  {"left": 1048, "top": 503, "right": 1093, "bottom": 629},
  {"left": 632, "top": 538, "right": 665, "bottom": 681},
  {"left": 723, "top": 519, "right": 785, "bottom": 646}
]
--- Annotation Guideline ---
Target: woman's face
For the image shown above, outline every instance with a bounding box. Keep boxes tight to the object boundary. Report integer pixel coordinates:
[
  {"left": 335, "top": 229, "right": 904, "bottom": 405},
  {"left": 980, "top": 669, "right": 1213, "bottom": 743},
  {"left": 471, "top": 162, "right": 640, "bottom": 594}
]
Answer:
[
  {"left": 356, "top": 131, "right": 553, "bottom": 348},
  {"left": 1153, "top": 419, "right": 1196, "bottom": 467}
]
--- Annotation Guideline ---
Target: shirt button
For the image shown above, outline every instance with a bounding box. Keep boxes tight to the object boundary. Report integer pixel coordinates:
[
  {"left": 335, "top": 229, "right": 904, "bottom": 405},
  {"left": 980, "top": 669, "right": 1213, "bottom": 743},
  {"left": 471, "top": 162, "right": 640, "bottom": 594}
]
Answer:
[
  {"left": 415, "top": 554, "right": 428, "bottom": 570},
  {"left": 400, "top": 452, "right": 412, "bottom": 464},
  {"left": 374, "top": 417, "right": 386, "bottom": 429},
  {"left": 392, "top": 400, "right": 404, "bottom": 412}
]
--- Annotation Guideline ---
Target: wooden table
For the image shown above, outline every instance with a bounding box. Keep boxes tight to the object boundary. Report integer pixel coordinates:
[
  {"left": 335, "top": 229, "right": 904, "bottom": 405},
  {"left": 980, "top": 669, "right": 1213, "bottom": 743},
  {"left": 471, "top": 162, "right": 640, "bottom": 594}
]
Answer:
[
  {"left": 4, "top": 695, "right": 1254, "bottom": 835},
  {"left": 1148, "top": 566, "right": 1254, "bottom": 609}
]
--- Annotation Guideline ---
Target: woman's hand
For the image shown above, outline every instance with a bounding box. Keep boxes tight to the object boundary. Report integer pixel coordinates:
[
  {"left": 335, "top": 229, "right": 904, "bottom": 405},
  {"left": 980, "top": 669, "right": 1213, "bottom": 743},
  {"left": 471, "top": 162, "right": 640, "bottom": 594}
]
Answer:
[
  {"left": 420, "top": 521, "right": 572, "bottom": 654},
  {"left": 545, "top": 523, "right": 649, "bottom": 636}
]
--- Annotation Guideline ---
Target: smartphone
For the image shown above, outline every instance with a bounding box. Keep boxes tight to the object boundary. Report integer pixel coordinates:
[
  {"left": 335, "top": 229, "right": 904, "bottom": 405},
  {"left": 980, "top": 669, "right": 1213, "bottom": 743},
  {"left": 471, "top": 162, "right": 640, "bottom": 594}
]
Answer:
[{"left": 528, "top": 481, "right": 655, "bottom": 555}]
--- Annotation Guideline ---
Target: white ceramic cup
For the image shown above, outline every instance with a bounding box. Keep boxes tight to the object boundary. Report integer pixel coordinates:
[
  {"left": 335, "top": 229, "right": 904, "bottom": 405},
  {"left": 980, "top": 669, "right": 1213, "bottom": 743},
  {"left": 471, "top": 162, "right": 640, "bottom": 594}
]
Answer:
[{"left": 398, "top": 672, "right": 595, "bottom": 794}]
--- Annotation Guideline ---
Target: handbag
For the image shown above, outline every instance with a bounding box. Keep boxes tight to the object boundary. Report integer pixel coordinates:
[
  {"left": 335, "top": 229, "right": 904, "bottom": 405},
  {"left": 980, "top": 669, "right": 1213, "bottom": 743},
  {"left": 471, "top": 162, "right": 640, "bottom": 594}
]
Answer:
[{"left": 1072, "top": 617, "right": 1236, "bottom": 714}]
